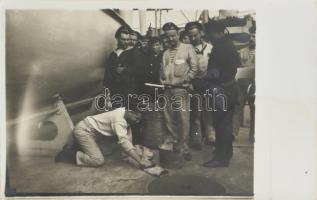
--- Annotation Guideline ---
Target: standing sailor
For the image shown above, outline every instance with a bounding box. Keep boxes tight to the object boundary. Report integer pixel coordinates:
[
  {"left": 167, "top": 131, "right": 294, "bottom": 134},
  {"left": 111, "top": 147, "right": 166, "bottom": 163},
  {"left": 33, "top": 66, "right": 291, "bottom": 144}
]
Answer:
[
  {"left": 202, "top": 20, "right": 241, "bottom": 167},
  {"left": 160, "top": 22, "right": 199, "bottom": 160},
  {"left": 185, "top": 21, "right": 214, "bottom": 150}
]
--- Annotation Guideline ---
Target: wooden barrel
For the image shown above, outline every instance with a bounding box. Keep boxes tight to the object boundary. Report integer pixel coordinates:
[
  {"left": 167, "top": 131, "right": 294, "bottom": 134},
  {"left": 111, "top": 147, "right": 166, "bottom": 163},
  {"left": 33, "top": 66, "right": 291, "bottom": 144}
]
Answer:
[
  {"left": 140, "top": 104, "right": 185, "bottom": 169},
  {"left": 141, "top": 105, "right": 166, "bottom": 149}
]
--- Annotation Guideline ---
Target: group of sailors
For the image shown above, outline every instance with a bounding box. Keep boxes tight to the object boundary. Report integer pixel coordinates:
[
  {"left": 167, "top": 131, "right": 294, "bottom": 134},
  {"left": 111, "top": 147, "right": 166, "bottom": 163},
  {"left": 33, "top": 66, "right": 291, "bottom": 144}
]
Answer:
[{"left": 55, "top": 19, "right": 245, "bottom": 169}]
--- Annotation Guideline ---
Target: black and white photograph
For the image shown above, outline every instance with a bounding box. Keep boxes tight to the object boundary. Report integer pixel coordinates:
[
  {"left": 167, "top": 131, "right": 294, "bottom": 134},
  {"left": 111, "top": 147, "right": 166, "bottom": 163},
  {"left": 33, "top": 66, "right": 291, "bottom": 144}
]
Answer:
[
  {"left": 5, "top": 8, "right": 255, "bottom": 196},
  {"left": 1, "top": 1, "right": 317, "bottom": 199}
]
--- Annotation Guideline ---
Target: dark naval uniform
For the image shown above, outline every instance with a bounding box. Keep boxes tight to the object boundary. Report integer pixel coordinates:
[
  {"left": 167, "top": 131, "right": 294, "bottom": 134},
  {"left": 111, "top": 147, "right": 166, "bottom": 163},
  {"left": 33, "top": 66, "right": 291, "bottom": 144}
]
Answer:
[
  {"left": 144, "top": 52, "right": 162, "bottom": 102},
  {"left": 204, "top": 36, "right": 241, "bottom": 165},
  {"left": 103, "top": 47, "right": 147, "bottom": 145},
  {"left": 104, "top": 48, "right": 147, "bottom": 109}
]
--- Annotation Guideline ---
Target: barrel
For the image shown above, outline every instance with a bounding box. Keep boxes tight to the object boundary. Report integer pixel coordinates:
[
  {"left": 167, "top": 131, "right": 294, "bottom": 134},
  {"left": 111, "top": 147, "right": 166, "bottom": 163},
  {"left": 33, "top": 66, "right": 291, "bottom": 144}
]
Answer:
[
  {"left": 141, "top": 104, "right": 166, "bottom": 149},
  {"left": 141, "top": 104, "right": 186, "bottom": 169}
]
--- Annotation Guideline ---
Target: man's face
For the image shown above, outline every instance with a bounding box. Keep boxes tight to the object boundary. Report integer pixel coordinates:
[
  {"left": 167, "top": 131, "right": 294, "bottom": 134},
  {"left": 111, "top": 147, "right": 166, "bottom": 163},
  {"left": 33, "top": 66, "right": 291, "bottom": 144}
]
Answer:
[
  {"left": 188, "top": 28, "right": 202, "bottom": 46},
  {"left": 117, "top": 33, "right": 130, "bottom": 50},
  {"left": 124, "top": 111, "right": 142, "bottom": 125},
  {"left": 165, "top": 30, "right": 179, "bottom": 48},
  {"left": 181, "top": 35, "right": 191, "bottom": 44},
  {"left": 129, "top": 34, "right": 138, "bottom": 47},
  {"left": 151, "top": 42, "right": 161, "bottom": 54},
  {"left": 162, "top": 37, "right": 170, "bottom": 50},
  {"left": 140, "top": 39, "right": 149, "bottom": 49}
]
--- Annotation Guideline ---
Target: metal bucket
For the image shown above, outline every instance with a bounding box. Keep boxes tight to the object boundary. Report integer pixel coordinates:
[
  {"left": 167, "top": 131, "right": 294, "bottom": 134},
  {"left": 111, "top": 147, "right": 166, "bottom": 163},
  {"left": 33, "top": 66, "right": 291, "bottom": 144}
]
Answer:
[{"left": 159, "top": 149, "right": 185, "bottom": 169}]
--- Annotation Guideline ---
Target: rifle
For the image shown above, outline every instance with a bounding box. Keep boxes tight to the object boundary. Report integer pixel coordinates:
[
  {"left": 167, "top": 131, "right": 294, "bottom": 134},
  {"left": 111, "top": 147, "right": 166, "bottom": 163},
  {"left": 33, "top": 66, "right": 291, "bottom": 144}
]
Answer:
[{"left": 144, "top": 83, "right": 190, "bottom": 90}]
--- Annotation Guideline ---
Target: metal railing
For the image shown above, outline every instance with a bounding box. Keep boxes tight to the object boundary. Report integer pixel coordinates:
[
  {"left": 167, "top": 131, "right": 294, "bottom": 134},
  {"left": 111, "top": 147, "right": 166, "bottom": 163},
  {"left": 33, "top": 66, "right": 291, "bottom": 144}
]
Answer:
[{"left": 6, "top": 95, "right": 95, "bottom": 126}]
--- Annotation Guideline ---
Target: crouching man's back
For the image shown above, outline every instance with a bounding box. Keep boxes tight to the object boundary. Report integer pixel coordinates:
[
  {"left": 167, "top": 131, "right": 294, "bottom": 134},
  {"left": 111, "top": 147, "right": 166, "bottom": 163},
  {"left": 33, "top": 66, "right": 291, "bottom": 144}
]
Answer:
[{"left": 55, "top": 108, "right": 154, "bottom": 169}]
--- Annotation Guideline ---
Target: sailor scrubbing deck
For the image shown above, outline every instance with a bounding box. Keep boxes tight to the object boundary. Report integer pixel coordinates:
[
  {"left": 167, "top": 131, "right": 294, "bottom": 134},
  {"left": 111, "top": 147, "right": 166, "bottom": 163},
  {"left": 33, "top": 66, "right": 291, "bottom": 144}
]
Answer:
[{"left": 55, "top": 108, "right": 154, "bottom": 169}]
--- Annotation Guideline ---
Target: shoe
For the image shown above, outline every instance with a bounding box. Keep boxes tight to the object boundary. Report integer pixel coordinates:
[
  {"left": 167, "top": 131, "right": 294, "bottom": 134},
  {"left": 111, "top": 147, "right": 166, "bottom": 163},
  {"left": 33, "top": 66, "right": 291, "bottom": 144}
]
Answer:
[
  {"left": 55, "top": 144, "right": 76, "bottom": 164},
  {"left": 202, "top": 159, "right": 229, "bottom": 168}
]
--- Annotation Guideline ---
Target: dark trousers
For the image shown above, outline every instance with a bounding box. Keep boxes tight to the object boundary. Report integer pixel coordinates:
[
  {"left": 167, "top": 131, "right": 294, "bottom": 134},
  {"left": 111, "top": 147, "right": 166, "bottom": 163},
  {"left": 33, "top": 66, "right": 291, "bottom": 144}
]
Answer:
[
  {"left": 213, "top": 108, "right": 235, "bottom": 161},
  {"left": 199, "top": 80, "right": 238, "bottom": 161}
]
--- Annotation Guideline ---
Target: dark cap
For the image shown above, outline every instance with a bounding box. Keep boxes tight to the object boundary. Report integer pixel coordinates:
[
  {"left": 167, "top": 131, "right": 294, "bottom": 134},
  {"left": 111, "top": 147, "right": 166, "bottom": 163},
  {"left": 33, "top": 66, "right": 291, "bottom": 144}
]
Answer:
[
  {"left": 115, "top": 26, "right": 131, "bottom": 39},
  {"left": 162, "top": 22, "right": 179, "bottom": 32},
  {"left": 185, "top": 21, "right": 203, "bottom": 31}
]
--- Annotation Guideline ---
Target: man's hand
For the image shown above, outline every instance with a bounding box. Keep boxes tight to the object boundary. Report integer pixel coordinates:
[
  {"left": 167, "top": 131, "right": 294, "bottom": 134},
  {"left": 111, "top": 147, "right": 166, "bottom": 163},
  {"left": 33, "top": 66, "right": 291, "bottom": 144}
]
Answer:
[
  {"left": 126, "top": 148, "right": 154, "bottom": 169},
  {"left": 116, "top": 66, "right": 126, "bottom": 74},
  {"left": 139, "top": 158, "right": 155, "bottom": 169}
]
